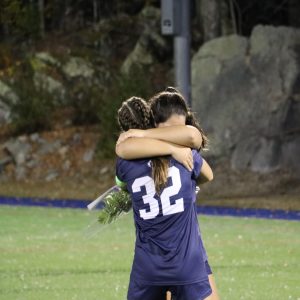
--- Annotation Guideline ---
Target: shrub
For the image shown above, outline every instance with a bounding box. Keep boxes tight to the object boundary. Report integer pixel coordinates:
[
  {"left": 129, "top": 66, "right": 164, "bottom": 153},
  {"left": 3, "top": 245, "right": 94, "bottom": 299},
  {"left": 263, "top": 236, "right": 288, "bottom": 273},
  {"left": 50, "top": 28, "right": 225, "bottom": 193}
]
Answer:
[
  {"left": 96, "top": 66, "right": 152, "bottom": 158},
  {"left": 1, "top": 0, "right": 41, "bottom": 41},
  {"left": 67, "top": 80, "right": 103, "bottom": 125},
  {"left": 5, "top": 61, "right": 55, "bottom": 134},
  {"left": 8, "top": 80, "right": 54, "bottom": 134}
]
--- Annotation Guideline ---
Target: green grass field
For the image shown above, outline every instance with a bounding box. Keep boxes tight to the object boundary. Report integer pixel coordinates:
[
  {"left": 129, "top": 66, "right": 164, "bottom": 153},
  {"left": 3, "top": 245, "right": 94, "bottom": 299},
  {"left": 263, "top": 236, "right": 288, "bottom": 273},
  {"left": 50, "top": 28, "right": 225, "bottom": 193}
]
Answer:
[{"left": 0, "top": 205, "right": 299, "bottom": 300}]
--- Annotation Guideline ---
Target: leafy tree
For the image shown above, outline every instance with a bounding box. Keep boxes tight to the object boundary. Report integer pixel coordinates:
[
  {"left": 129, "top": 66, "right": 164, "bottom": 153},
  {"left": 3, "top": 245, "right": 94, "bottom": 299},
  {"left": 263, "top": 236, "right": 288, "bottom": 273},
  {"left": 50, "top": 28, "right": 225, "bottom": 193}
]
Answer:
[{"left": 0, "top": 0, "right": 40, "bottom": 40}]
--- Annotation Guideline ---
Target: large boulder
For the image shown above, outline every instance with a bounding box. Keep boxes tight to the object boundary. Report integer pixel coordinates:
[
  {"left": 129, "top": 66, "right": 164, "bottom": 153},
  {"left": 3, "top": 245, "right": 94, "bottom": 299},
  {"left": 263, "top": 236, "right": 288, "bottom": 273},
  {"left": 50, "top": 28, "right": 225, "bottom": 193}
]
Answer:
[
  {"left": 0, "top": 99, "right": 10, "bottom": 125},
  {"left": 3, "top": 137, "right": 32, "bottom": 166},
  {"left": 0, "top": 80, "right": 19, "bottom": 124},
  {"left": 33, "top": 72, "right": 66, "bottom": 104},
  {"left": 34, "top": 52, "right": 61, "bottom": 68},
  {"left": 121, "top": 6, "right": 171, "bottom": 74},
  {"left": 192, "top": 25, "right": 300, "bottom": 175},
  {"left": 62, "top": 57, "right": 94, "bottom": 79}
]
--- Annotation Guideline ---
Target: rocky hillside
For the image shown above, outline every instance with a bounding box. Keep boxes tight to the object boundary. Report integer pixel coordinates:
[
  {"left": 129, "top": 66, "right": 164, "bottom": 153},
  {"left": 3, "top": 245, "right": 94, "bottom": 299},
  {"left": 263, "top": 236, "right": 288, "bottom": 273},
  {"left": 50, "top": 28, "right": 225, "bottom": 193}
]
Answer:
[
  {"left": 0, "top": 4, "right": 299, "bottom": 205},
  {"left": 0, "top": 5, "right": 172, "bottom": 200},
  {"left": 0, "top": 123, "right": 116, "bottom": 201}
]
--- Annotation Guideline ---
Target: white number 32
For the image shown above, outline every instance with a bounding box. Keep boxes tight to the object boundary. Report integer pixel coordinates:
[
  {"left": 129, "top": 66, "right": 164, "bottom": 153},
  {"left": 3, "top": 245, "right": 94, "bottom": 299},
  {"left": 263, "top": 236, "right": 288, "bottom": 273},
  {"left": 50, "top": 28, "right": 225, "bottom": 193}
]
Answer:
[{"left": 132, "top": 166, "right": 184, "bottom": 220}]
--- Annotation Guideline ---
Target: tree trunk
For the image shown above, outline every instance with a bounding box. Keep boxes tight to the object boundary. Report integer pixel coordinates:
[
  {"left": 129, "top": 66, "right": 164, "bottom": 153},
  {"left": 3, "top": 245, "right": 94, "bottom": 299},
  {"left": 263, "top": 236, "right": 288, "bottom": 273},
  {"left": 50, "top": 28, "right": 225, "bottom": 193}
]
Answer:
[
  {"left": 220, "top": 0, "right": 233, "bottom": 36},
  {"left": 60, "top": 0, "right": 72, "bottom": 31},
  {"left": 198, "top": 0, "right": 221, "bottom": 42},
  {"left": 288, "top": 0, "right": 300, "bottom": 28},
  {"left": 93, "top": 0, "right": 99, "bottom": 26},
  {"left": 38, "top": 0, "right": 45, "bottom": 38}
]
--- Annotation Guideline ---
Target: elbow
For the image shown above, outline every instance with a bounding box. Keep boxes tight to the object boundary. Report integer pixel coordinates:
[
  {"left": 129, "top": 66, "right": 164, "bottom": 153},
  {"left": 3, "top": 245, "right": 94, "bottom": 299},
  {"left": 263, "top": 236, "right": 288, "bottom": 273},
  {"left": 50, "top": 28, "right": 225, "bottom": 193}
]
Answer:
[
  {"left": 207, "top": 171, "right": 214, "bottom": 182},
  {"left": 205, "top": 169, "right": 214, "bottom": 181},
  {"left": 115, "top": 143, "right": 125, "bottom": 158},
  {"left": 189, "top": 127, "right": 202, "bottom": 149},
  {"left": 115, "top": 142, "right": 135, "bottom": 159},
  {"left": 200, "top": 173, "right": 213, "bottom": 184},
  {"left": 191, "top": 135, "right": 202, "bottom": 149}
]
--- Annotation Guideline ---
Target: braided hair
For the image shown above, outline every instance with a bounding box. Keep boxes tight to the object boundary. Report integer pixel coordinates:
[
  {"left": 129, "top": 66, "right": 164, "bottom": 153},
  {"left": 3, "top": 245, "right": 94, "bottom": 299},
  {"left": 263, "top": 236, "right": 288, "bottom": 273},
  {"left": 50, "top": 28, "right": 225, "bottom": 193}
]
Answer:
[
  {"left": 150, "top": 88, "right": 209, "bottom": 150},
  {"left": 118, "top": 97, "right": 169, "bottom": 194},
  {"left": 118, "top": 97, "right": 154, "bottom": 131}
]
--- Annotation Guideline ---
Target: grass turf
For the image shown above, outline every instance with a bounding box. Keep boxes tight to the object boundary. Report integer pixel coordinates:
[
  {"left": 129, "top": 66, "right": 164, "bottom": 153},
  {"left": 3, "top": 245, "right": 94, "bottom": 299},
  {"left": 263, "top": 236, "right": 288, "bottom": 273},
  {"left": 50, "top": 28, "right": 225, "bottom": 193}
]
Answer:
[{"left": 0, "top": 205, "right": 299, "bottom": 300}]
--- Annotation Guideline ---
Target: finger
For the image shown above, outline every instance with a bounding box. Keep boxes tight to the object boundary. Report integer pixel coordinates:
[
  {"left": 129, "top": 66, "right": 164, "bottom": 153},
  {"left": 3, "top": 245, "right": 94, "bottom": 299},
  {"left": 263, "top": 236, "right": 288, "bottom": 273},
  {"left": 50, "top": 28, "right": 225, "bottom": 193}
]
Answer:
[
  {"left": 183, "top": 161, "right": 191, "bottom": 171},
  {"left": 118, "top": 134, "right": 128, "bottom": 143},
  {"left": 189, "top": 160, "right": 193, "bottom": 170},
  {"left": 189, "top": 154, "right": 194, "bottom": 170},
  {"left": 117, "top": 137, "right": 124, "bottom": 145},
  {"left": 186, "top": 160, "right": 193, "bottom": 172},
  {"left": 117, "top": 133, "right": 128, "bottom": 144}
]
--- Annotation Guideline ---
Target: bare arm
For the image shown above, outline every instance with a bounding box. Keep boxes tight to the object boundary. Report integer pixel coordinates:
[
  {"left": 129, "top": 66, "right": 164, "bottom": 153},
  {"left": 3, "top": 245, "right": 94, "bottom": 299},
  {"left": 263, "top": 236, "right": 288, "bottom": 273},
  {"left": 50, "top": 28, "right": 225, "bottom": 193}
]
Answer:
[
  {"left": 115, "top": 138, "right": 193, "bottom": 171},
  {"left": 117, "top": 125, "right": 202, "bottom": 149},
  {"left": 197, "top": 159, "right": 214, "bottom": 184}
]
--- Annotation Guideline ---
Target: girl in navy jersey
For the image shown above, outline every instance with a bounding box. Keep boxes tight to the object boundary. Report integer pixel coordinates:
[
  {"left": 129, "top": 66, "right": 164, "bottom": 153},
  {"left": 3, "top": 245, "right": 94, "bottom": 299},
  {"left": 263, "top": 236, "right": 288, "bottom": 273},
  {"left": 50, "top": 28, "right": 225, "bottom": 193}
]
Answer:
[
  {"left": 117, "top": 90, "right": 219, "bottom": 300},
  {"left": 116, "top": 92, "right": 219, "bottom": 300},
  {"left": 149, "top": 90, "right": 219, "bottom": 300}
]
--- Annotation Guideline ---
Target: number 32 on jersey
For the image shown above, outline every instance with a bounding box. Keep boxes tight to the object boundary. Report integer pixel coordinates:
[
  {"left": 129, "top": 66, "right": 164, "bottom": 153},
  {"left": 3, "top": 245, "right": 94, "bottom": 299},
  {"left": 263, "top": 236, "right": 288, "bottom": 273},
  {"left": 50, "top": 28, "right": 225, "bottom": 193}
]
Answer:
[{"left": 132, "top": 166, "right": 184, "bottom": 220}]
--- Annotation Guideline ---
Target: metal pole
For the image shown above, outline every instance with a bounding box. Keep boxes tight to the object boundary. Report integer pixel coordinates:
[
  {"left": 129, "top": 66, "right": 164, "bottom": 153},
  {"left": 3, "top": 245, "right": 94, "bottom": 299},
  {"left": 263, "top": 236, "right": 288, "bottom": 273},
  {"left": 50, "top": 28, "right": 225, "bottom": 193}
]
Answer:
[{"left": 174, "top": 0, "right": 191, "bottom": 106}]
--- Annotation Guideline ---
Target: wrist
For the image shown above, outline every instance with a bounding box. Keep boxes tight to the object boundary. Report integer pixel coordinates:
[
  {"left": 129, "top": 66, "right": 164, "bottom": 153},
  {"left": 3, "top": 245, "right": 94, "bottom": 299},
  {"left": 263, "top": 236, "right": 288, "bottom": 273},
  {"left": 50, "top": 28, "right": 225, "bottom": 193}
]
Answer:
[
  {"left": 143, "top": 129, "right": 152, "bottom": 139},
  {"left": 140, "top": 129, "right": 147, "bottom": 138},
  {"left": 169, "top": 144, "right": 177, "bottom": 157}
]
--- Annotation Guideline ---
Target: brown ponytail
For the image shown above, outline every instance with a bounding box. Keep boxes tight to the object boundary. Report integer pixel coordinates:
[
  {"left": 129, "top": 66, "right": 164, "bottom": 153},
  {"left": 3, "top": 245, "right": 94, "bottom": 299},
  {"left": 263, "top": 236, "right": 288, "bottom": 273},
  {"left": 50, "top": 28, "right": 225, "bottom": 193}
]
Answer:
[{"left": 151, "top": 157, "right": 169, "bottom": 194}]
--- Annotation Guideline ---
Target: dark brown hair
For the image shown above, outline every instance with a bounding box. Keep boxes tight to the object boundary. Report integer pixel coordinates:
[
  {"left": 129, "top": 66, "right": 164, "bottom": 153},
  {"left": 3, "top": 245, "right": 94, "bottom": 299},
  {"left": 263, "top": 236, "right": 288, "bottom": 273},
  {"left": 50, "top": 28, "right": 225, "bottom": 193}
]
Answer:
[
  {"left": 117, "top": 97, "right": 169, "bottom": 193},
  {"left": 150, "top": 88, "right": 208, "bottom": 150}
]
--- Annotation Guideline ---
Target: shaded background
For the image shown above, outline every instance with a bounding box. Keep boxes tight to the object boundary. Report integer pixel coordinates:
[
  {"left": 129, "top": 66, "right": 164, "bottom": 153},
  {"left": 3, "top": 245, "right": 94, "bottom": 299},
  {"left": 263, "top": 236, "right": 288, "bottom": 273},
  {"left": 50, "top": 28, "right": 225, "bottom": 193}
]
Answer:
[{"left": 0, "top": 0, "right": 299, "bottom": 210}]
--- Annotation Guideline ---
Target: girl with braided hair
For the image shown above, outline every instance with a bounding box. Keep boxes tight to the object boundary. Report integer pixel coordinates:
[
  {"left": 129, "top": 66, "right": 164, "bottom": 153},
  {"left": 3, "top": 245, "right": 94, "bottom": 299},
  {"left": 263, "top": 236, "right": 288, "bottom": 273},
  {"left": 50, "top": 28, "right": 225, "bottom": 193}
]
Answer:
[
  {"left": 99, "top": 96, "right": 197, "bottom": 225},
  {"left": 118, "top": 97, "right": 168, "bottom": 193},
  {"left": 117, "top": 96, "right": 195, "bottom": 193},
  {"left": 117, "top": 90, "right": 208, "bottom": 153},
  {"left": 115, "top": 93, "right": 216, "bottom": 300}
]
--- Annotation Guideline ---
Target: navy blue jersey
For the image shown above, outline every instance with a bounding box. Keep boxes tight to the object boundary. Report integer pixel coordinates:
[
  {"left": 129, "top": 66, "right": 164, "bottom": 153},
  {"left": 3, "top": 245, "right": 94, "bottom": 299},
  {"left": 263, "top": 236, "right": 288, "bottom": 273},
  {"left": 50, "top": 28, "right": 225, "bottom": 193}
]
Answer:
[
  {"left": 191, "top": 156, "right": 209, "bottom": 263},
  {"left": 116, "top": 150, "right": 208, "bottom": 285}
]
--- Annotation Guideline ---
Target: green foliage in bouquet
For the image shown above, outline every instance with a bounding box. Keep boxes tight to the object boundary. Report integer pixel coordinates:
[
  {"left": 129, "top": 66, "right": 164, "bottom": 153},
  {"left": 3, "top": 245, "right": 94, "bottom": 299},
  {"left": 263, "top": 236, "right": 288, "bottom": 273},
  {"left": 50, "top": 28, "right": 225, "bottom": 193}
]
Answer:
[{"left": 98, "top": 190, "right": 132, "bottom": 224}]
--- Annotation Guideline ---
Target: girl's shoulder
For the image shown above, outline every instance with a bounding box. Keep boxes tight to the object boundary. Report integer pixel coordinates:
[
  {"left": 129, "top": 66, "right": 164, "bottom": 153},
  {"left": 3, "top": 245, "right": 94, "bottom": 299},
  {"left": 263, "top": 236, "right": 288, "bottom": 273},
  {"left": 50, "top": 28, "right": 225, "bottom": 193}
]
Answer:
[{"left": 116, "top": 157, "right": 152, "bottom": 182}]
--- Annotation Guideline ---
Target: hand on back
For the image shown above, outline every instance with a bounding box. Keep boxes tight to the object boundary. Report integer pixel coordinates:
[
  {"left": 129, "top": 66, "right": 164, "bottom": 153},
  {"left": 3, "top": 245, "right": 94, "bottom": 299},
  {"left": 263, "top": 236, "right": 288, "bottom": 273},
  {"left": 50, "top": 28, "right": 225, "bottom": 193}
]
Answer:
[{"left": 171, "top": 145, "right": 193, "bottom": 172}]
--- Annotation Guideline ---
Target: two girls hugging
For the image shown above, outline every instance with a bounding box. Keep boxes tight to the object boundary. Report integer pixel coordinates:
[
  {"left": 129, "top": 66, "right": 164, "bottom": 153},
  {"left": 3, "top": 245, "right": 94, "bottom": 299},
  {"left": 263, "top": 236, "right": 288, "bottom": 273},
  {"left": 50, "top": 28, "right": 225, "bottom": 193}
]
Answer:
[{"left": 112, "top": 87, "right": 220, "bottom": 300}]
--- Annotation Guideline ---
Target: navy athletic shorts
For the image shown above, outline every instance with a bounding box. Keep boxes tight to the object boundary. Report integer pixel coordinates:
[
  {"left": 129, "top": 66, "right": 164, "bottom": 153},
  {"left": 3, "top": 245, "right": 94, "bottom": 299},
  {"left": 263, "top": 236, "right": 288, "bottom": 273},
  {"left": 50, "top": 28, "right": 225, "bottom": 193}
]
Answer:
[
  {"left": 205, "top": 260, "right": 213, "bottom": 275},
  {"left": 127, "top": 278, "right": 212, "bottom": 300},
  {"left": 168, "top": 261, "right": 213, "bottom": 300}
]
